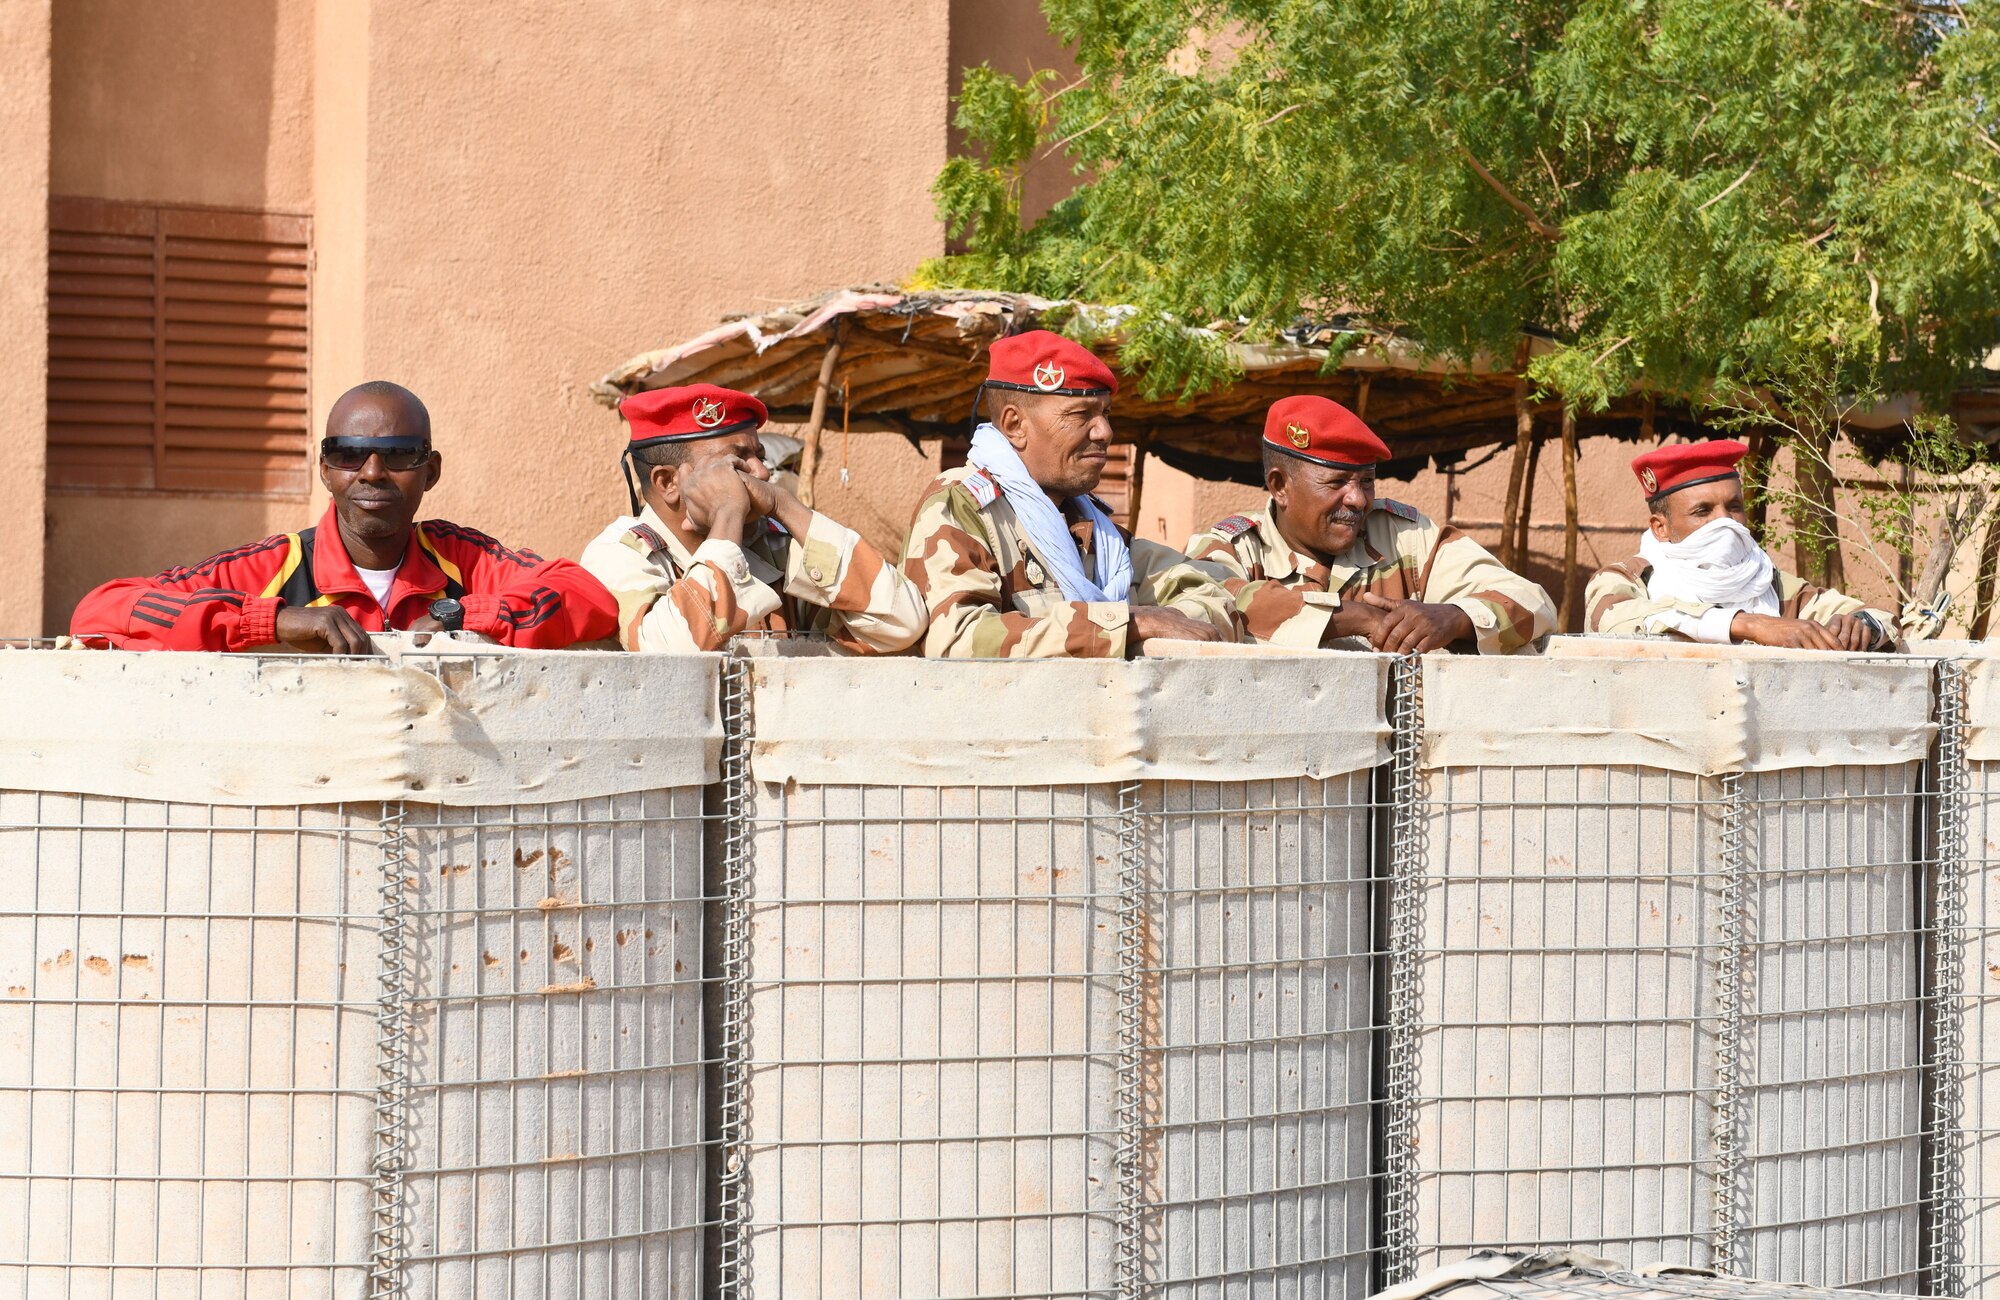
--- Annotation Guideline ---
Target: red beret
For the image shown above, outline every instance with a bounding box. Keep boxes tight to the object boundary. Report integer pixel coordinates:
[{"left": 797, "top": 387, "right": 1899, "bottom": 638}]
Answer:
[
  {"left": 620, "top": 383, "right": 767, "bottom": 447},
  {"left": 1263, "top": 395, "right": 1391, "bottom": 469},
  {"left": 985, "top": 330, "right": 1118, "bottom": 397},
  {"left": 1630, "top": 440, "right": 1748, "bottom": 500}
]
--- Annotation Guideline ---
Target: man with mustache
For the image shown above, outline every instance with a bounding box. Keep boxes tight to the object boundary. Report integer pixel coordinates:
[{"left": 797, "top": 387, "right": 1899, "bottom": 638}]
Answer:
[
  {"left": 1186, "top": 395, "right": 1555, "bottom": 653},
  {"left": 902, "top": 330, "right": 1243, "bottom": 657},
  {"left": 1585, "top": 440, "right": 1896, "bottom": 648},
  {"left": 580, "top": 383, "right": 926, "bottom": 653},
  {"left": 69, "top": 381, "right": 618, "bottom": 652}
]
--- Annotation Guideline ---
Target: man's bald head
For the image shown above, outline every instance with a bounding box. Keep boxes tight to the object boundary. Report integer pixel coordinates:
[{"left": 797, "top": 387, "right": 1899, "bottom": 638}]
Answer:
[{"left": 327, "top": 381, "right": 431, "bottom": 442}]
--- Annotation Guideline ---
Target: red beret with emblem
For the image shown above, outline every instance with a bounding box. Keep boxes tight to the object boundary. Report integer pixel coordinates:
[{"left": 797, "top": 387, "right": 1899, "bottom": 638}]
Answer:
[
  {"left": 985, "top": 330, "right": 1118, "bottom": 397},
  {"left": 1630, "top": 440, "right": 1748, "bottom": 501},
  {"left": 619, "top": 383, "right": 768, "bottom": 447},
  {"left": 1263, "top": 395, "right": 1391, "bottom": 468}
]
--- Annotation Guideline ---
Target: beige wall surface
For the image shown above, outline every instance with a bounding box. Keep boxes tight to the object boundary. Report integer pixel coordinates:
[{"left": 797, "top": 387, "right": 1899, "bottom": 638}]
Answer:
[
  {"left": 1, "top": 0, "right": 51, "bottom": 636},
  {"left": 51, "top": 0, "right": 314, "bottom": 210},
  {"left": 336, "top": 0, "right": 955, "bottom": 567},
  {"left": 41, "top": 0, "right": 315, "bottom": 630}
]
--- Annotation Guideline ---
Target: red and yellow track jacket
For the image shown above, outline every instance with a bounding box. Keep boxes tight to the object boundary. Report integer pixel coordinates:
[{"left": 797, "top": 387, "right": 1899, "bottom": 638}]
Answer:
[{"left": 70, "top": 502, "right": 618, "bottom": 651}]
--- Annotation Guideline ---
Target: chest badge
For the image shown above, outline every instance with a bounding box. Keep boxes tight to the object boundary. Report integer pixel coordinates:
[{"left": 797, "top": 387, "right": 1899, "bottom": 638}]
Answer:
[
  {"left": 1025, "top": 557, "right": 1047, "bottom": 586},
  {"left": 1287, "top": 422, "right": 1312, "bottom": 449},
  {"left": 1033, "top": 361, "right": 1065, "bottom": 392}
]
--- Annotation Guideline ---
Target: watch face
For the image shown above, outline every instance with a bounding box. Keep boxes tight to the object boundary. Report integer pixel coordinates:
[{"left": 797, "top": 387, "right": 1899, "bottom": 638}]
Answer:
[{"left": 429, "top": 598, "right": 465, "bottom": 629}]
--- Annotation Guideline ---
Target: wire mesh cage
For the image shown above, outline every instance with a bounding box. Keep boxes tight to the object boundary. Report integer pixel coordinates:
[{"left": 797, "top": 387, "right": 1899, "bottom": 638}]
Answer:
[
  {"left": 0, "top": 649, "right": 722, "bottom": 1300},
  {"left": 730, "top": 645, "right": 1391, "bottom": 1300},
  {"left": 0, "top": 794, "right": 381, "bottom": 1298},
  {"left": 1400, "top": 651, "right": 1934, "bottom": 1292}
]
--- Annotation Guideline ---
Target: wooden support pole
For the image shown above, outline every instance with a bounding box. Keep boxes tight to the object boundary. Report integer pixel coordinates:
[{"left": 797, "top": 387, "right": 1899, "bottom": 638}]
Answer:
[
  {"left": 1971, "top": 509, "right": 2000, "bottom": 639},
  {"left": 1499, "top": 344, "right": 1533, "bottom": 567},
  {"left": 1125, "top": 436, "right": 1150, "bottom": 535},
  {"left": 1789, "top": 421, "right": 1846, "bottom": 589},
  {"left": 795, "top": 328, "right": 845, "bottom": 508},
  {"left": 1513, "top": 433, "right": 1542, "bottom": 573},
  {"left": 1559, "top": 404, "right": 1580, "bottom": 630}
]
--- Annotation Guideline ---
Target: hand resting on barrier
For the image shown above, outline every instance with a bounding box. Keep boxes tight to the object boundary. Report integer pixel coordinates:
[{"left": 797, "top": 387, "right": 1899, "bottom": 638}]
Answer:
[
  {"left": 1729, "top": 611, "right": 1877, "bottom": 651},
  {"left": 1129, "top": 605, "right": 1227, "bottom": 647},
  {"left": 273, "top": 605, "right": 379, "bottom": 656}
]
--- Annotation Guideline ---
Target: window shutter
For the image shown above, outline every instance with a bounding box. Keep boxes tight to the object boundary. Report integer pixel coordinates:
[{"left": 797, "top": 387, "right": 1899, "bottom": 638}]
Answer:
[{"left": 48, "top": 198, "right": 311, "bottom": 496}]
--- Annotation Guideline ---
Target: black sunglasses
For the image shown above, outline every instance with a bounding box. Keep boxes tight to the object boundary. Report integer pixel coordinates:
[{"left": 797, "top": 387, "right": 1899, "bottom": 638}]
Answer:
[{"left": 319, "top": 438, "right": 432, "bottom": 472}]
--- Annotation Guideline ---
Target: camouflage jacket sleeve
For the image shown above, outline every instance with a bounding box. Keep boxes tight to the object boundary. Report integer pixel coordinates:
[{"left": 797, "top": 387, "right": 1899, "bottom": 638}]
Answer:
[
  {"left": 1582, "top": 562, "right": 1713, "bottom": 637},
  {"left": 1418, "top": 526, "right": 1556, "bottom": 654},
  {"left": 901, "top": 481, "right": 1129, "bottom": 658},
  {"left": 580, "top": 523, "right": 780, "bottom": 653},
  {"left": 1129, "top": 539, "right": 1245, "bottom": 640},
  {"left": 1181, "top": 531, "right": 1333, "bottom": 648},
  {"left": 780, "top": 509, "right": 928, "bottom": 655}
]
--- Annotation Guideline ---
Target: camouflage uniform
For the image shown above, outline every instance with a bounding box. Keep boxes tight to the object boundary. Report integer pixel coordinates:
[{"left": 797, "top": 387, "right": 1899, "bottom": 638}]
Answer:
[
  {"left": 581, "top": 503, "right": 927, "bottom": 654},
  {"left": 902, "top": 465, "right": 1241, "bottom": 658},
  {"left": 1584, "top": 556, "right": 1897, "bottom": 647},
  {"left": 1185, "top": 500, "right": 1555, "bottom": 654}
]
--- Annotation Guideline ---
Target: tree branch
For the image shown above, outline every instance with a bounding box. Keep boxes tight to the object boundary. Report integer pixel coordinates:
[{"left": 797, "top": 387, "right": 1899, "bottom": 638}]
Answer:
[
  {"left": 1697, "top": 161, "right": 1758, "bottom": 212},
  {"left": 1457, "top": 146, "right": 1563, "bottom": 239}
]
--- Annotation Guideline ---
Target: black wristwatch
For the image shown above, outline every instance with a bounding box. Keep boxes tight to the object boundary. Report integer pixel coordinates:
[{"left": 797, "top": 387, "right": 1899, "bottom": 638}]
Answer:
[{"left": 428, "top": 597, "right": 465, "bottom": 632}]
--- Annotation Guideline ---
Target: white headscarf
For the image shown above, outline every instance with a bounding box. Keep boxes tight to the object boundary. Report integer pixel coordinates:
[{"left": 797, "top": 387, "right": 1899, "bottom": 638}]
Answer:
[
  {"left": 968, "top": 423, "right": 1132, "bottom": 602},
  {"left": 1639, "top": 517, "right": 1779, "bottom": 614}
]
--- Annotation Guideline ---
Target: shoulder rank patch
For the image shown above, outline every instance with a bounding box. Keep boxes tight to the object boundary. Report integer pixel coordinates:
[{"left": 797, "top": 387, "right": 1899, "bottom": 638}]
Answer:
[
  {"left": 962, "top": 469, "right": 1000, "bottom": 508},
  {"left": 1377, "top": 498, "right": 1423, "bottom": 523},
  {"left": 1211, "top": 514, "right": 1258, "bottom": 541},
  {"left": 628, "top": 522, "right": 671, "bottom": 554}
]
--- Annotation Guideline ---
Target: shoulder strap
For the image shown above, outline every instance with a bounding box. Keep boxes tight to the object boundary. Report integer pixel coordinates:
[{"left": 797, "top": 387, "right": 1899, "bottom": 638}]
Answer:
[
  {"left": 1376, "top": 498, "right": 1423, "bottom": 523},
  {"left": 962, "top": 469, "right": 1000, "bottom": 509},
  {"left": 1211, "top": 514, "right": 1258, "bottom": 541},
  {"left": 627, "top": 522, "right": 680, "bottom": 579}
]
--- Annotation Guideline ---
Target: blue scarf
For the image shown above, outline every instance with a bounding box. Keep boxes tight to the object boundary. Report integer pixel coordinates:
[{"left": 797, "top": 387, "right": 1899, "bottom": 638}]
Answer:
[{"left": 968, "top": 423, "right": 1133, "bottom": 602}]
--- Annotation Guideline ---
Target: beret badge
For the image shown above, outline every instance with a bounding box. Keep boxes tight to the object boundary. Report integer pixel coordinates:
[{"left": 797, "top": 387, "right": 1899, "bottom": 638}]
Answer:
[
  {"left": 693, "top": 397, "right": 727, "bottom": 429},
  {"left": 1287, "top": 422, "right": 1312, "bottom": 450},
  {"left": 1640, "top": 467, "right": 1659, "bottom": 494},
  {"left": 1033, "top": 360, "right": 1065, "bottom": 392}
]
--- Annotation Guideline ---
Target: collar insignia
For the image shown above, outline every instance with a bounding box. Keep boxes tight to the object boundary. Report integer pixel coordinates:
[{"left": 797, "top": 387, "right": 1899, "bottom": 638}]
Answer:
[
  {"left": 693, "top": 397, "right": 727, "bottom": 429},
  {"left": 1033, "top": 360, "right": 1065, "bottom": 392},
  {"left": 1287, "top": 422, "right": 1313, "bottom": 450},
  {"left": 1640, "top": 467, "right": 1659, "bottom": 494}
]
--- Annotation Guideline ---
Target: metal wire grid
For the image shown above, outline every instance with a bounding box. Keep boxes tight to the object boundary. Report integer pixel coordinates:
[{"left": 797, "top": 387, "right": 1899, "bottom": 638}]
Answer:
[
  {"left": 1922, "top": 659, "right": 1969, "bottom": 1300},
  {"left": 1401, "top": 758, "right": 1926, "bottom": 1292},
  {"left": 736, "top": 780, "right": 1127, "bottom": 1300},
  {"left": 1733, "top": 764, "right": 1924, "bottom": 1292},
  {"left": 1138, "top": 775, "right": 1381, "bottom": 1300},
  {"left": 1948, "top": 671, "right": 2000, "bottom": 1300},
  {"left": 1408, "top": 763, "right": 1723, "bottom": 1274},
  {"left": 0, "top": 793, "right": 380, "bottom": 1297},
  {"left": 390, "top": 791, "right": 713, "bottom": 1299}
]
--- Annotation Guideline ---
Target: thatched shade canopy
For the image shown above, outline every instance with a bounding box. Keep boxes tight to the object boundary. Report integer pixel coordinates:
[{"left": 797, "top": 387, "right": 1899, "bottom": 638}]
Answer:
[{"left": 593, "top": 287, "right": 2000, "bottom": 485}]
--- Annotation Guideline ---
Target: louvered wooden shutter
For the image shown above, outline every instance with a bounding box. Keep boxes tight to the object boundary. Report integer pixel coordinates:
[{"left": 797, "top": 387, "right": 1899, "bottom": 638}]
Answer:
[{"left": 48, "top": 198, "right": 311, "bottom": 495}]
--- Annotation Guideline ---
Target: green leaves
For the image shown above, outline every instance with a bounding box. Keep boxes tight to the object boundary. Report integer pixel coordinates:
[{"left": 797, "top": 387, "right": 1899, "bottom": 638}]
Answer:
[{"left": 926, "top": 0, "right": 2000, "bottom": 413}]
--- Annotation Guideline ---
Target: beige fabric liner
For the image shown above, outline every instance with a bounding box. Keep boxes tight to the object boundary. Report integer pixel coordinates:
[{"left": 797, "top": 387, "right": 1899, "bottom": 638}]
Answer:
[
  {"left": 748, "top": 649, "right": 1390, "bottom": 786},
  {"left": 0, "top": 647, "right": 721, "bottom": 805},
  {"left": 1426, "top": 650, "right": 1934, "bottom": 774}
]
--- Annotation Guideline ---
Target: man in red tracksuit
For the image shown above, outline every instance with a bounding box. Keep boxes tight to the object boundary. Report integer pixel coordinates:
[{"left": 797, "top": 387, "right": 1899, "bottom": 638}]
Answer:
[{"left": 71, "top": 381, "right": 618, "bottom": 653}]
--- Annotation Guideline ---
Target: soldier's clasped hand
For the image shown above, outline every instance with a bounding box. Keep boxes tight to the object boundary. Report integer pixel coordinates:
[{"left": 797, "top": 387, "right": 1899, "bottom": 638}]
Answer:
[{"left": 1359, "top": 592, "right": 1474, "bottom": 655}]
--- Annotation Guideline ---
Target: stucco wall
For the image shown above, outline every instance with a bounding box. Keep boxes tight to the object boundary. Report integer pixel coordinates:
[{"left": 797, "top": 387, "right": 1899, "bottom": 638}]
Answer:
[
  {"left": 41, "top": 0, "right": 315, "bottom": 630},
  {"left": 50, "top": 0, "right": 314, "bottom": 210},
  {"left": 333, "top": 1, "right": 954, "bottom": 566},
  {"left": 0, "top": 0, "right": 51, "bottom": 636}
]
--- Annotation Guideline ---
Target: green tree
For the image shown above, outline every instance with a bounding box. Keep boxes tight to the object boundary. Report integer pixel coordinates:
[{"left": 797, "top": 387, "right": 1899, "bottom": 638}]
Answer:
[{"left": 924, "top": 0, "right": 2000, "bottom": 413}]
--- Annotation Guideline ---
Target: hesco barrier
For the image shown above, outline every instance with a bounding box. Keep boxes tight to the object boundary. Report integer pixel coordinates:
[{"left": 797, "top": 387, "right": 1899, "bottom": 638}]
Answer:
[{"left": 1, "top": 636, "right": 1998, "bottom": 1300}]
